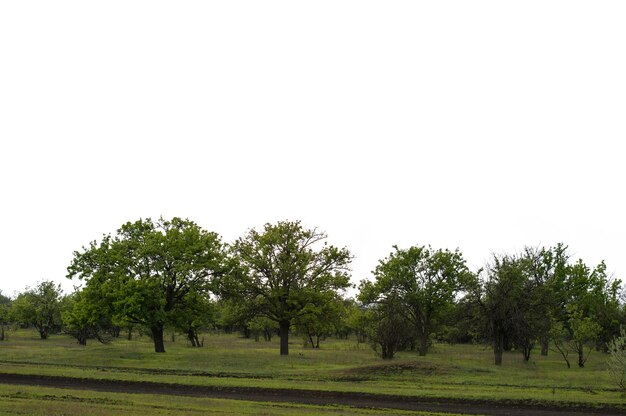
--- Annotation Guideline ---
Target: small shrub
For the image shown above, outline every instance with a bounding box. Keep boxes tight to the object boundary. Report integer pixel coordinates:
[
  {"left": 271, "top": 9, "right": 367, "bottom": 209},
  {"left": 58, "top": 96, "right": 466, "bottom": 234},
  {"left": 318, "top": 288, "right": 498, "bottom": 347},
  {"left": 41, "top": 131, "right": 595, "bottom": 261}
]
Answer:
[{"left": 607, "top": 327, "right": 626, "bottom": 391}]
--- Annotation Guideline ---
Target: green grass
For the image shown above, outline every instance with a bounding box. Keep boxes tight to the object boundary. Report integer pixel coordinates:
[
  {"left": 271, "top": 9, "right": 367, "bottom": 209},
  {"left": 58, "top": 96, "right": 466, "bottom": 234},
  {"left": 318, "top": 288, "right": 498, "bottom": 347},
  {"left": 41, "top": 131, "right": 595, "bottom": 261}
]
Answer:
[
  {"left": 0, "top": 328, "right": 624, "bottom": 410},
  {"left": 0, "top": 384, "right": 449, "bottom": 416}
]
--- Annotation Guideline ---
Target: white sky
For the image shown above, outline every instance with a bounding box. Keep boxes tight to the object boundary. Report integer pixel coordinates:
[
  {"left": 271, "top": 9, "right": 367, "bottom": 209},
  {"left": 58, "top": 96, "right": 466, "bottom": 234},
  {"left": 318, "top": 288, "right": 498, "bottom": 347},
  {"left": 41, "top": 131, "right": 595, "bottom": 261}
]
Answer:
[{"left": 1, "top": 1, "right": 624, "bottom": 297}]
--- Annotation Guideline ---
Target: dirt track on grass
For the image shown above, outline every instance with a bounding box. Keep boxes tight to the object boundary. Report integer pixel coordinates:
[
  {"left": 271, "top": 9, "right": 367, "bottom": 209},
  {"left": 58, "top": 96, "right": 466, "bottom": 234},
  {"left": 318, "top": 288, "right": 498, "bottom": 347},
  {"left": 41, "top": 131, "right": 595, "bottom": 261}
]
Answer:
[{"left": 0, "top": 373, "right": 623, "bottom": 416}]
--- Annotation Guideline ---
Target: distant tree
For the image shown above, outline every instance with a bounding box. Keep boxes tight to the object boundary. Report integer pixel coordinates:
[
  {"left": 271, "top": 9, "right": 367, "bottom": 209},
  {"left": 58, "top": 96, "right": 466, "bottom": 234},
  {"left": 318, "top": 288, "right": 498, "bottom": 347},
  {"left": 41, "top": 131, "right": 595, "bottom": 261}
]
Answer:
[
  {"left": 365, "top": 295, "right": 414, "bottom": 359},
  {"left": 247, "top": 316, "right": 278, "bottom": 342},
  {"left": 0, "top": 291, "right": 11, "bottom": 341},
  {"left": 11, "top": 281, "right": 63, "bottom": 339},
  {"left": 225, "top": 220, "right": 352, "bottom": 355},
  {"left": 0, "top": 291, "right": 10, "bottom": 306},
  {"left": 67, "top": 217, "right": 228, "bottom": 353},
  {"left": 294, "top": 292, "right": 344, "bottom": 348},
  {"left": 343, "top": 300, "right": 370, "bottom": 344},
  {"left": 214, "top": 299, "right": 253, "bottom": 335},
  {"left": 558, "top": 259, "right": 619, "bottom": 367},
  {"left": 171, "top": 291, "right": 216, "bottom": 347},
  {"left": 333, "top": 299, "right": 356, "bottom": 340},
  {"left": 360, "top": 245, "right": 474, "bottom": 356},
  {"left": 61, "top": 287, "right": 113, "bottom": 346}
]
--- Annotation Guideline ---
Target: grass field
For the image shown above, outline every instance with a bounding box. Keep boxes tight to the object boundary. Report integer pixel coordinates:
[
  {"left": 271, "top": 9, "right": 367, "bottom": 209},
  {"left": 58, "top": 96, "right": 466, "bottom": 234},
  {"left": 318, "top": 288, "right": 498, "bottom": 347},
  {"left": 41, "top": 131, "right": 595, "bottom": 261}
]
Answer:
[
  {"left": 0, "top": 383, "right": 458, "bottom": 416},
  {"left": 0, "top": 328, "right": 624, "bottom": 414}
]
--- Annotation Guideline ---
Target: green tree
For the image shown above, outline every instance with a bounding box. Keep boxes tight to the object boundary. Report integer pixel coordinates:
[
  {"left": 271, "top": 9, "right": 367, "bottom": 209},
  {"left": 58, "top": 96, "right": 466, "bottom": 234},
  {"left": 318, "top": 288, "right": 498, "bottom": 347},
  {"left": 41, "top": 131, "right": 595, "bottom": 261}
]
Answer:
[
  {"left": 520, "top": 244, "right": 570, "bottom": 356},
  {"left": 294, "top": 292, "right": 344, "bottom": 349},
  {"left": 365, "top": 295, "right": 414, "bottom": 359},
  {"left": 473, "top": 254, "right": 527, "bottom": 365},
  {"left": 247, "top": 316, "right": 278, "bottom": 342},
  {"left": 171, "top": 291, "right": 216, "bottom": 347},
  {"left": 214, "top": 298, "right": 252, "bottom": 335},
  {"left": 360, "top": 245, "right": 473, "bottom": 356},
  {"left": 0, "top": 291, "right": 11, "bottom": 341},
  {"left": 226, "top": 220, "right": 352, "bottom": 355},
  {"left": 560, "top": 259, "right": 618, "bottom": 367},
  {"left": 343, "top": 300, "right": 370, "bottom": 344},
  {"left": 11, "top": 281, "right": 63, "bottom": 339},
  {"left": 61, "top": 286, "right": 114, "bottom": 346},
  {"left": 67, "top": 217, "right": 227, "bottom": 353}
]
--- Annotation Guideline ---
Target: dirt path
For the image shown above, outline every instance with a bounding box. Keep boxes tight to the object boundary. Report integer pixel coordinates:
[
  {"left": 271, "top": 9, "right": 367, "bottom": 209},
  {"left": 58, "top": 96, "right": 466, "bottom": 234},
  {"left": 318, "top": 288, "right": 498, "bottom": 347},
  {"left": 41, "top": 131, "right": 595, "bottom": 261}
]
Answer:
[{"left": 0, "top": 373, "right": 623, "bottom": 416}]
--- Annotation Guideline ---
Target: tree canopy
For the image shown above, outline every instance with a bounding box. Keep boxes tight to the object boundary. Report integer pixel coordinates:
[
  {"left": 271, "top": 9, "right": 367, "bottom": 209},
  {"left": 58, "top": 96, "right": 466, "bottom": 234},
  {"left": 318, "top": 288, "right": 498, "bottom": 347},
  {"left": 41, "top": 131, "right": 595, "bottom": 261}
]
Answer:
[
  {"left": 226, "top": 220, "right": 352, "bottom": 355},
  {"left": 67, "top": 217, "right": 228, "bottom": 352},
  {"left": 11, "top": 280, "right": 63, "bottom": 339},
  {"left": 360, "top": 245, "right": 474, "bottom": 356}
]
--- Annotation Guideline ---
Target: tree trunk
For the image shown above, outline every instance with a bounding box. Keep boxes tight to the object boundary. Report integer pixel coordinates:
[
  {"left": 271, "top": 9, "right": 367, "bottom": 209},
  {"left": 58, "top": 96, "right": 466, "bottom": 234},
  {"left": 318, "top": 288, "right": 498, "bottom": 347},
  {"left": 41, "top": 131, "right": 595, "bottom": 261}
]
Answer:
[
  {"left": 540, "top": 338, "right": 549, "bottom": 356},
  {"left": 39, "top": 328, "right": 49, "bottom": 340},
  {"left": 279, "top": 320, "right": 290, "bottom": 355},
  {"left": 417, "top": 320, "right": 429, "bottom": 356},
  {"left": 381, "top": 343, "right": 393, "bottom": 359},
  {"left": 187, "top": 327, "right": 197, "bottom": 347},
  {"left": 577, "top": 348, "right": 585, "bottom": 368},
  {"left": 418, "top": 335, "right": 428, "bottom": 356},
  {"left": 494, "top": 347, "right": 503, "bottom": 365},
  {"left": 523, "top": 345, "right": 531, "bottom": 362},
  {"left": 111, "top": 326, "right": 120, "bottom": 338},
  {"left": 151, "top": 325, "right": 166, "bottom": 353},
  {"left": 494, "top": 332, "right": 504, "bottom": 365}
]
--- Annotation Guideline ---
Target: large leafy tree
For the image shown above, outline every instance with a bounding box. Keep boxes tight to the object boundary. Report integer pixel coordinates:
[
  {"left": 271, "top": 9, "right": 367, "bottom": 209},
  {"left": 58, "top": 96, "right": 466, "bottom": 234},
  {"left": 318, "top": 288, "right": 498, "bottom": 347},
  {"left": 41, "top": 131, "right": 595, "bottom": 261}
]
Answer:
[
  {"left": 67, "top": 217, "right": 227, "bottom": 352},
  {"left": 360, "top": 245, "right": 474, "bottom": 356},
  {"left": 226, "top": 220, "right": 352, "bottom": 355}
]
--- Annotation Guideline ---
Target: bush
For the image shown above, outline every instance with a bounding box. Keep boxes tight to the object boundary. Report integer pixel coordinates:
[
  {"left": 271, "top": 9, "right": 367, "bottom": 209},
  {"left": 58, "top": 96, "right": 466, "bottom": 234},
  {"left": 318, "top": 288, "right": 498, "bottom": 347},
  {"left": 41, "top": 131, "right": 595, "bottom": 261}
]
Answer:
[{"left": 607, "top": 326, "right": 626, "bottom": 391}]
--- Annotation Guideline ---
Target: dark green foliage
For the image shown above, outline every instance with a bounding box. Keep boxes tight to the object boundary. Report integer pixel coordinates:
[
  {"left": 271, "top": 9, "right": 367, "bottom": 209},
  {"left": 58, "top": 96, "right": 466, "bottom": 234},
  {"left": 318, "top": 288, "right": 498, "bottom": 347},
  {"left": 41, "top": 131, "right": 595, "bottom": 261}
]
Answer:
[
  {"left": 467, "top": 244, "right": 622, "bottom": 367},
  {"left": 360, "top": 245, "right": 474, "bottom": 356},
  {"left": 365, "top": 296, "right": 414, "bottom": 359},
  {"left": 0, "top": 291, "right": 11, "bottom": 341}
]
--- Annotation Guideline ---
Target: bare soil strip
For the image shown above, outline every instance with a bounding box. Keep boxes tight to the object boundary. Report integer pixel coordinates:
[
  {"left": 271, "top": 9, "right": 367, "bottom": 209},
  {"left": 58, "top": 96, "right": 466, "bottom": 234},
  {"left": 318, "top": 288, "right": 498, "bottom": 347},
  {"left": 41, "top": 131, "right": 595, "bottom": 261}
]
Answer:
[{"left": 0, "top": 373, "right": 623, "bottom": 416}]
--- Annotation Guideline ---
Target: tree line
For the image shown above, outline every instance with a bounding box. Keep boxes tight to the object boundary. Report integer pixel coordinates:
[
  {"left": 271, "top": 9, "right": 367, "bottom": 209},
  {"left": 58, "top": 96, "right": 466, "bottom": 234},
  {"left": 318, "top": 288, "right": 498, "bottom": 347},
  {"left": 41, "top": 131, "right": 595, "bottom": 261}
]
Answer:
[{"left": 1, "top": 217, "right": 623, "bottom": 370}]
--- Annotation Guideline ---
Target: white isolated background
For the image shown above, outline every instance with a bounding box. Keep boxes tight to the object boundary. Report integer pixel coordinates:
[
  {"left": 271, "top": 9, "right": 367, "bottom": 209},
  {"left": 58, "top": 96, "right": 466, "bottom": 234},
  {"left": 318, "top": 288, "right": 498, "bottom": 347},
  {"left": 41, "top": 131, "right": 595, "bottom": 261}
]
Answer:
[{"left": 0, "top": 1, "right": 624, "bottom": 296}]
